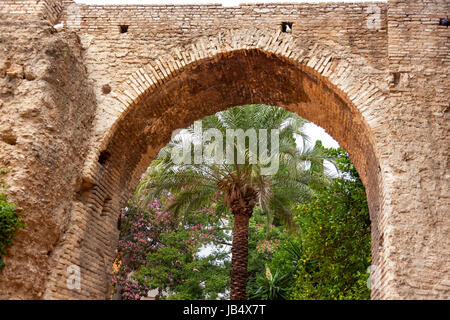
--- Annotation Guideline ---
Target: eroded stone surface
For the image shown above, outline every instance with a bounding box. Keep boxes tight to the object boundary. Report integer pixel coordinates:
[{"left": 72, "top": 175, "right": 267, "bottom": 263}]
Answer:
[{"left": 0, "top": 0, "right": 448, "bottom": 300}]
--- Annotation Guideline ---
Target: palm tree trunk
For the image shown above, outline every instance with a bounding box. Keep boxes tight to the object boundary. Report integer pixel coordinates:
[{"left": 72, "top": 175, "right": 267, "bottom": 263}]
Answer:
[{"left": 230, "top": 206, "right": 252, "bottom": 300}]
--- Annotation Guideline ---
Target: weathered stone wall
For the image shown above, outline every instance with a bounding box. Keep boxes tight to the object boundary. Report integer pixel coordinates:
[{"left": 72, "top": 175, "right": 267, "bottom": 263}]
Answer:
[
  {"left": 0, "top": 10, "right": 97, "bottom": 298},
  {"left": 373, "top": 0, "right": 450, "bottom": 299},
  {"left": 0, "top": 0, "right": 448, "bottom": 300},
  {"left": 0, "top": 0, "right": 64, "bottom": 24}
]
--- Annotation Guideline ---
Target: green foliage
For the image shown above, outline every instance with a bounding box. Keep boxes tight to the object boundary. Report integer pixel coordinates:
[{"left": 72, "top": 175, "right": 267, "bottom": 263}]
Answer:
[
  {"left": 248, "top": 147, "right": 371, "bottom": 300},
  {"left": 290, "top": 147, "right": 371, "bottom": 300},
  {"left": 246, "top": 209, "right": 292, "bottom": 299},
  {"left": 253, "top": 266, "right": 291, "bottom": 300},
  {"left": 0, "top": 181, "right": 25, "bottom": 270},
  {"left": 120, "top": 104, "right": 371, "bottom": 300},
  {"left": 247, "top": 210, "right": 303, "bottom": 299},
  {"left": 136, "top": 104, "right": 330, "bottom": 232},
  {"left": 135, "top": 227, "right": 231, "bottom": 300}
]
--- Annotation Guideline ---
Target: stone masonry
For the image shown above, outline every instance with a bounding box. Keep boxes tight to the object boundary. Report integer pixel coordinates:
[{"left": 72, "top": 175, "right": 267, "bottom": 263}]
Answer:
[{"left": 0, "top": 0, "right": 448, "bottom": 299}]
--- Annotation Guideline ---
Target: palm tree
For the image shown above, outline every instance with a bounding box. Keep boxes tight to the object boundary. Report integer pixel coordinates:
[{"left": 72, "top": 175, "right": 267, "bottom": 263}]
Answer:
[{"left": 136, "top": 105, "right": 329, "bottom": 300}]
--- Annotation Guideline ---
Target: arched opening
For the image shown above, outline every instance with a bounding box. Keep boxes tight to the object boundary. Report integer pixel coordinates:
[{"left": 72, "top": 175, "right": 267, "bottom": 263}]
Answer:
[
  {"left": 96, "top": 48, "right": 382, "bottom": 298},
  {"left": 112, "top": 103, "right": 373, "bottom": 300},
  {"left": 45, "top": 47, "right": 384, "bottom": 300}
]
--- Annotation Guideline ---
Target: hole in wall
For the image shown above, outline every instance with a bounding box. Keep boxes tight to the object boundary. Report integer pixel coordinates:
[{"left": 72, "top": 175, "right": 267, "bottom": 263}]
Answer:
[
  {"left": 1, "top": 133, "right": 17, "bottom": 145},
  {"left": 281, "top": 22, "right": 293, "bottom": 33},
  {"left": 119, "top": 25, "right": 129, "bottom": 33},
  {"left": 392, "top": 72, "right": 400, "bottom": 87},
  {"left": 98, "top": 150, "right": 111, "bottom": 166},
  {"left": 102, "top": 84, "right": 111, "bottom": 94},
  {"left": 438, "top": 17, "right": 449, "bottom": 27},
  {"left": 117, "top": 215, "right": 122, "bottom": 231}
]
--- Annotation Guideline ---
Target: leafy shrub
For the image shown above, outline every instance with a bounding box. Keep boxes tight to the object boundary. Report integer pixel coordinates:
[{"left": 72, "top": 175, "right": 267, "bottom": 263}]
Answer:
[
  {"left": 0, "top": 188, "right": 25, "bottom": 269},
  {"left": 252, "top": 265, "right": 291, "bottom": 300},
  {"left": 290, "top": 148, "right": 371, "bottom": 300},
  {"left": 246, "top": 208, "right": 293, "bottom": 299},
  {"left": 249, "top": 148, "right": 371, "bottom": 300},
  {"left": 113, "top": 196, "right": 230, "bottom": 300}
]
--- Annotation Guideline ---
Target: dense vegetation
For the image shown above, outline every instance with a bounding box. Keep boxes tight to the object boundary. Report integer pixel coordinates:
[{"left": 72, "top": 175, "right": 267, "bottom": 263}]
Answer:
[
  {"left": 112, "top": 106, "right": 371, "bottom": 300},
  {"left": 132, "top": 105, "right": 327, "bottom": 299},
  {"left": 112, "top": 196, "right": 231, "bottom": 300},
  {"left": 247, "top": 148, "right": 371, "bottom": 300}
]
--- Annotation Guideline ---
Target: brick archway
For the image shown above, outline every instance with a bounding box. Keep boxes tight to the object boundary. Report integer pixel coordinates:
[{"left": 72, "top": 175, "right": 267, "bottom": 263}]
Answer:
[
  {"left": 43, "top": 30, "right": 389, "bottom": 299},
  {"left": 1, "top": 0, "right": 448, "bottom": 301}
]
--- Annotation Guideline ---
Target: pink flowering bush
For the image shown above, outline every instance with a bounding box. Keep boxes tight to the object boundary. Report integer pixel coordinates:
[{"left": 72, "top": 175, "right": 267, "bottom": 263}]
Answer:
[
  {"left": 112, "top": 197, "right": 229, "bottom": 300},
  {"left": 256, "top": 239, "right": 282, "bottom": 254},
  {"left": 112, "top": 199, "right": 171, "bottom": 299}
]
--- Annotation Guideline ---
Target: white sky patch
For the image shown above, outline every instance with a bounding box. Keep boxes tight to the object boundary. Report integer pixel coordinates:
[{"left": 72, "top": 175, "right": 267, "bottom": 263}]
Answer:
[
  {"left": 301, "top": 122, "right": 340, "bottom": 150},
  {"left": 297, "top": 123, "right": 340, "bottom": 177}
]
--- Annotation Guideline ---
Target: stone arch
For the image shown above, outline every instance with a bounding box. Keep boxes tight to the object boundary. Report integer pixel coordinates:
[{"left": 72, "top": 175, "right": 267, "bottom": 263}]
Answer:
[{"left": 44, "top": 29, "right": 389, "bottom": 299}]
